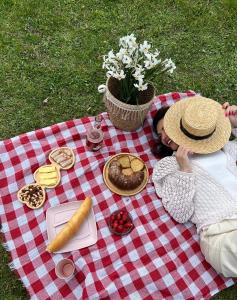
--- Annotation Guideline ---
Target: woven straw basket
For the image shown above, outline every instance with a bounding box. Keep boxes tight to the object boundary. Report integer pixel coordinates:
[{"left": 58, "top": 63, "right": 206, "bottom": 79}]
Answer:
[{"left": 103, "top": 77, "right": 155, "bottom": 131}]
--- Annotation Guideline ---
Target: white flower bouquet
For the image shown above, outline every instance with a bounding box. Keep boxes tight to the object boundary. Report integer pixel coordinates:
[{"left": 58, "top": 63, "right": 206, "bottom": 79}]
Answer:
[{"left": 99, "top": 34, "right": 176, "bottom": 105}]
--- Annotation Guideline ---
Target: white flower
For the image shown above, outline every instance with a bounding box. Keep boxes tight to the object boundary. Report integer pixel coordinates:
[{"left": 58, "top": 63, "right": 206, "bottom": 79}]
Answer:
[
  {"left": 127, "top": 46, "right": 138, "bottom": 56},
  {"left": 139, "top": 41, "right": 151, "bottom": 53},
  {"left": 102, "top": 62, "right": 109, "bottom": 69},
  {"left": 162, "top": 58, "right": 176, "bottom": 73},
  {"left": 106, "top": 70, "right": 115, "bottom": 78},
  {"left": 134, "top": 78, "right": 148, "bottom": 91},
  {"left": 106, "top": 65, "right": 119, "bottom": 77},
  {"left": 100, "top": 34, "right": 176, "bottom": 98},
  {"left": 132, "top": 65, "right": 145, "bottom": 80},
  {"left": 154, "top": 49, "right": 160, "bottom": 57},
  {"left": 103, "top": 61, "right": 115, "bottom": 70},
  {"left": 144, "top": 60, "right": 153, "bottom": 70},
  {"left": 122, "top": 55, "right": 133, "bottom": 67},
  {"left": 116, "top": 48, "right": 127, "bottom": 60},
  {"left": 135, "top": 74, "right": 145, "bottom": 82},
  {"left": 108, "top": 50, "right": 116, "bottom": 60},
  {"left": 119, "top": 33, "right": 137, "bottom": 49},
  {"left": 113, "top": 70, "right": 126, "bottom": 80},
  {"left": 135, "top": 64, "right": 144, "bottom": 72},
  {"left": 144, "top": 53, "right": 161, "bottom": 70}
]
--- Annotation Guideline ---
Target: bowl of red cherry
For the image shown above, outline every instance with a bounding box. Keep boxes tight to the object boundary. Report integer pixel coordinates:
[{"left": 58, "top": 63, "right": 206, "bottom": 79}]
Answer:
[{"left": 108, "top": 209, "right": 134, "bottom": 236}]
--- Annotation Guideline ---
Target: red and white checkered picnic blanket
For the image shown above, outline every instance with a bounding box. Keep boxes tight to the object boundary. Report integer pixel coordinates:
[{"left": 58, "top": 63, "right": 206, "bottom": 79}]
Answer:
[{"left": 1, "top": 91, "right": 236, "bottom": 300}]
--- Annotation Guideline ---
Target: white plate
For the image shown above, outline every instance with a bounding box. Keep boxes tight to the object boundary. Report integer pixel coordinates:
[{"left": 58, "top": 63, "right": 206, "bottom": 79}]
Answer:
[{"left": 46, "top": 201, "right": 97, "bottom": 253}]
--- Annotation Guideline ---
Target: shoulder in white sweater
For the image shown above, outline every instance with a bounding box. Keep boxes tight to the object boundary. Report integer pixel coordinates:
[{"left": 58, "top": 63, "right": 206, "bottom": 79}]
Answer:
[{"left": 152, "top": 151, "right": 237, "bottom": 233}]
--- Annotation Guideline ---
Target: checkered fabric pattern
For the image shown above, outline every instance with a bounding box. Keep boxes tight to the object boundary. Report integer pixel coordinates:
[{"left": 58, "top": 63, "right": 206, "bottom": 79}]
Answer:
[{"left": 0, "top": 91, "right": 236, "bottom": 300}]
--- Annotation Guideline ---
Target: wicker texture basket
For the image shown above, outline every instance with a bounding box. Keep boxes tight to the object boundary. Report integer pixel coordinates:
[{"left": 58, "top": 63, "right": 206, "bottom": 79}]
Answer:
[{"left": 103, "top": 77, "right": 155, "bottom": 131}]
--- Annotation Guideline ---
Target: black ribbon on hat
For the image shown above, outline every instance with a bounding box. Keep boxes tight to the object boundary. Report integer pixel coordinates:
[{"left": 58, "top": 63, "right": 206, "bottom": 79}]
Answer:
[{"left": 180, "top": 119, "right": 216, "bottom": 140}]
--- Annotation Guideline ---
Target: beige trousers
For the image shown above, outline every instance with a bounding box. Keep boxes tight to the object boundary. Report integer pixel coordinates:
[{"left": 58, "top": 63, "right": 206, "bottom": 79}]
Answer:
[{"left": 200, "top": 219, "right": 237, "bottom": 277}]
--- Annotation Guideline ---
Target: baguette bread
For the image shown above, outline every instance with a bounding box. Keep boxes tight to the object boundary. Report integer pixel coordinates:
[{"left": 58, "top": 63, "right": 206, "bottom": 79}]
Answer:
[{"left": 46, "top": 197, "right": 92, "bottom": 253}]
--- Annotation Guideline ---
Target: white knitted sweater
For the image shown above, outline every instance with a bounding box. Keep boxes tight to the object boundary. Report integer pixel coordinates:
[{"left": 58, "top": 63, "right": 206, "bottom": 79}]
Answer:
[{"left": 152, "top": 130, "right": 237, "bottom": 233}]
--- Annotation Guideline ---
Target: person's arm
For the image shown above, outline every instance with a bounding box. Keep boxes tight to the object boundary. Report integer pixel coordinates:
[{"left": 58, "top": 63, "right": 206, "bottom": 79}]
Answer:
[{"left": 152, "top": 154, "right": 195, "bottom": 223}]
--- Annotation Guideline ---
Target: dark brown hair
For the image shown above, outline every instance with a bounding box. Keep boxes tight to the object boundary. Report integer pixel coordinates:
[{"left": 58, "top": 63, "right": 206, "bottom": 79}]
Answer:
[{"left": 152, "top": 106, "right": 174, "bottom": 157}]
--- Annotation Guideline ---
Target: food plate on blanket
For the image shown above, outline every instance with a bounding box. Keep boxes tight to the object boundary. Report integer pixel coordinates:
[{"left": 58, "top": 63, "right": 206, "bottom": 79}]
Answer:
[
  {"left": 46, "top": 201, "right": 97, "bottom": 253},
  {"left": 49, "top": 147, "right": 75, "bottom": 170},
  {"left": 103, "top": 153, "right": 148, "bottom": 196}
]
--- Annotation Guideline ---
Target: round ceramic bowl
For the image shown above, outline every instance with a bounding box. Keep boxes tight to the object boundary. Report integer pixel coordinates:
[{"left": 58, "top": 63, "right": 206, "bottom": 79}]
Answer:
[{"left": 55, "top": 258, "right": 75, "bottom": 280}]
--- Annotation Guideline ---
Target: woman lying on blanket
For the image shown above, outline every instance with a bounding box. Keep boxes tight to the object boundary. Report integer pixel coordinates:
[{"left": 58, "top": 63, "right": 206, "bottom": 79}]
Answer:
[{"left": 152, "top": 96, "right": 237, "bottom": 277}]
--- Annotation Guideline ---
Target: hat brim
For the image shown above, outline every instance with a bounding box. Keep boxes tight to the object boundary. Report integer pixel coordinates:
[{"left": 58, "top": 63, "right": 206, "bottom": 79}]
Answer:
[{"left": 164, "top": 96, "right": 231, "bottom": 154}]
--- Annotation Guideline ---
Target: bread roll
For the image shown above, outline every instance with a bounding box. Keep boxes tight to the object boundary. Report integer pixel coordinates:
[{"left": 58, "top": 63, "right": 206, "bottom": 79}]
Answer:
[{"left": 46, "top": 197, "right": 92, "bottom": 253}]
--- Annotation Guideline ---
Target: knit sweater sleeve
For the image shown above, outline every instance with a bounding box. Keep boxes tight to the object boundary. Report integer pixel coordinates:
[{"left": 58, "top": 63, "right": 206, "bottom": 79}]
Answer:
[
  {"left": 152, "top": 156, "right": 195, "bottom": 223},
  {"left": 232, "top": 127, "right": 237, "bottom": 138}
]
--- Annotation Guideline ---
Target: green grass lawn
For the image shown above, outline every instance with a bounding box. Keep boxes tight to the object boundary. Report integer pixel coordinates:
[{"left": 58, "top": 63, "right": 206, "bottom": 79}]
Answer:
[{"left": 0, "top": 0, "right": 237, "bottom": 298}]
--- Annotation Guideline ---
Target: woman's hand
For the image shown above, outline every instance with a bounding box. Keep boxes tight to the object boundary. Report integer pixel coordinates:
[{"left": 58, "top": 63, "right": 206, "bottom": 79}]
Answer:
[
  {"left": 222, "top": 102, "right": 237, "bottom": 128},
  {"left": 176, "top": 146, "right": 193, "bottom": 173}
]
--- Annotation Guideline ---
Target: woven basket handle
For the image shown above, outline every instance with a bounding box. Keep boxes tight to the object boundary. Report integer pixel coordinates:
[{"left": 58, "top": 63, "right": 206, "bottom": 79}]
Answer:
[{"left": 98, "top": 84, "right": 107, "bottom": 94}]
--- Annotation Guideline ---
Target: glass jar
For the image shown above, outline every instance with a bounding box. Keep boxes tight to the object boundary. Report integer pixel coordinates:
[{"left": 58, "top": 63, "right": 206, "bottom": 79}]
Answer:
[{"left": 86, "top": 115, "right": 104, "bottom": 151}]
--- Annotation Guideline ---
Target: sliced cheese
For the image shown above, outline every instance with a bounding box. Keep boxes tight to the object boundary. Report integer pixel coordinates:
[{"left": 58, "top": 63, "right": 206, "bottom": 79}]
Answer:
[
  {"left": 39, "top": 178, "right": 58, "bottom": 186},
  {"left": 39, "top": 165, "right": 56, "bottom": 173},
  {"left": 38, "top": 172, "right": 58, "bottom": 180}
]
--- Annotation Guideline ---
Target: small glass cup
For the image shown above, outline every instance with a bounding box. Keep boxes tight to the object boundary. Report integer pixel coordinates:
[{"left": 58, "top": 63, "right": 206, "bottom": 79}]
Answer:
[
  {"left": 86, "top": 127, "right": 104, "bottom": 151},
  {"left": 55, "top": 258, "right": 75, "bottom": 280}
]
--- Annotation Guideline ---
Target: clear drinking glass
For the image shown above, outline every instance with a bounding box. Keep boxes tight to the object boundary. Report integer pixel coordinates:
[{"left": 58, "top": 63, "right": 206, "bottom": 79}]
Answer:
[{"left": 86, "top": 115, "right": 104, "bottom": 151}]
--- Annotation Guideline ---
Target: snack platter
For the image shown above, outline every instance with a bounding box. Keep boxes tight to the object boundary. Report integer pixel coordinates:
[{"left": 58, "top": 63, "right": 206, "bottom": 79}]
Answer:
[
  {"left": 103, "top": 153, "right": 148, "bottom": 196},
  {"left": 17, "top": 147, "right": 75, "bottom": 209},
  {"left": 16, "top": 149, "right": 146, "bottom": 256}
]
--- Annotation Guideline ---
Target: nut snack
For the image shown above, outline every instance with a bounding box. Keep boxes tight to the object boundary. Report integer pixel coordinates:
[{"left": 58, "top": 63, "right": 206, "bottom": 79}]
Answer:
[{"left": 17, "top": 183, "right": 46, "bottom": 209}]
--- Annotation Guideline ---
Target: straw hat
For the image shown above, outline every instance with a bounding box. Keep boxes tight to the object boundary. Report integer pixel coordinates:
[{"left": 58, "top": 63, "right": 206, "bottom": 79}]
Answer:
[{"left": 164, "top": 96, "right": 231, "bottom": 154}]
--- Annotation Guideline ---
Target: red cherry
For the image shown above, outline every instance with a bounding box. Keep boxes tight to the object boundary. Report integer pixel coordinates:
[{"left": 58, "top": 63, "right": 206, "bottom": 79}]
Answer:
[
  {"left": 116, "top": 213, "right": 121, "bottom": 220},
  {"left": 122, "top": 214, "right": 128, "bottom": 222},
  {"left": 119, "top": 220, "right": 124, "bottom": 225},
  {"left": 110, "top": 215, "right": 116, "bottom": 222},
  {"left": 113, "top": 220, "right": 118, "bottom": 226},
  {"left": 124, "top": 222, "right": 133, "bottom": 228},
  {"left": 116, "top": 225, "right": 123, "bottom": 233}
]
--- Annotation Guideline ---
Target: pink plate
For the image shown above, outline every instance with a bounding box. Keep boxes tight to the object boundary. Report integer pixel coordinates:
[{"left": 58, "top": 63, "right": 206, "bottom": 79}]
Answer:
[{"left": 46, "top": 201, "right": 97, "bottom": 253}]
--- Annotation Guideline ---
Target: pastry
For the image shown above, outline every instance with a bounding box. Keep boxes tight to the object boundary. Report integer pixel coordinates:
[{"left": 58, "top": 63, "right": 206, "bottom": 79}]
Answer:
[
  {"left": 46, "top": 197, "right": 92, "bottom": 253},
  {"left": 130, "top": 158, "right": 145, "bottom": 172},
  {"left": 118, "top": 156, "right": 131, "bottom": 168},
  {"left": 108, "top": 155, "right": 145, "bottom": 190}
]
